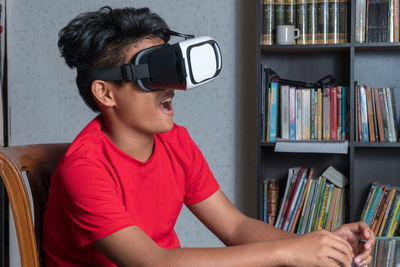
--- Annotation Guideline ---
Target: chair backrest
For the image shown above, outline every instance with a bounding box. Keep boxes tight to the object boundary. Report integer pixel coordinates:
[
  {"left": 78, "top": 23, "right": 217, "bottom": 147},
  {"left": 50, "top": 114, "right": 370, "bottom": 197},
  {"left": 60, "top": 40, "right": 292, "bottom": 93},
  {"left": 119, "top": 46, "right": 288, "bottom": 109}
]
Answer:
[{"left": 0, "top": 143, "right": 70, "bottom": 267}]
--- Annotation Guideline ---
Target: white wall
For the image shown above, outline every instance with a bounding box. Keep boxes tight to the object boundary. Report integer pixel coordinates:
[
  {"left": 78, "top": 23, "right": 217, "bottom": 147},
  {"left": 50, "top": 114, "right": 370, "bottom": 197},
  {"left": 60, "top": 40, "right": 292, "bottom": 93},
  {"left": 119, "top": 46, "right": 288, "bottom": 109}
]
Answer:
[{"left": 7, "top": 0, "right": 257, "bottom": 265}]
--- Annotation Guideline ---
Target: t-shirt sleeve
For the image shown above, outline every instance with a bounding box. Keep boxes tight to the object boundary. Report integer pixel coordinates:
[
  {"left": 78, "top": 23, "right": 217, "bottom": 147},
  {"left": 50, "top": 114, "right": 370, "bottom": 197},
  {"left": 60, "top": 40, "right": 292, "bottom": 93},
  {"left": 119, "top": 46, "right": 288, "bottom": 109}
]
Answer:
[
  {"left": 53, "top": 158, "right": 135, "bottom": 248},
  {"left": 183, "top": 131, "right": 220, "bottom": 205}
]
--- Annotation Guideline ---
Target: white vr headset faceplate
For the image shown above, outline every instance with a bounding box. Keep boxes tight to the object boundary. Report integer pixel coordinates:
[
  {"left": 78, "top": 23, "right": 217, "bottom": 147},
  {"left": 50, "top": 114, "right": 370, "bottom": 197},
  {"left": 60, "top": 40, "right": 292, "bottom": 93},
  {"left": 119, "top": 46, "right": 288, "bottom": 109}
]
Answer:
[{"left": 178, "top": 36, "right": 222, "bottom": 89}]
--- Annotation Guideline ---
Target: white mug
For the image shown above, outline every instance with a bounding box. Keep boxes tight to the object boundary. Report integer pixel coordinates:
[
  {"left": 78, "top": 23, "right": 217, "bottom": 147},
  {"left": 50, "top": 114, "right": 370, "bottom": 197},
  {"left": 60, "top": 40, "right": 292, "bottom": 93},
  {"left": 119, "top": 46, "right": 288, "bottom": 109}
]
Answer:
[{"left": 276, "top": 25, "right": 300, "bottom": 45}]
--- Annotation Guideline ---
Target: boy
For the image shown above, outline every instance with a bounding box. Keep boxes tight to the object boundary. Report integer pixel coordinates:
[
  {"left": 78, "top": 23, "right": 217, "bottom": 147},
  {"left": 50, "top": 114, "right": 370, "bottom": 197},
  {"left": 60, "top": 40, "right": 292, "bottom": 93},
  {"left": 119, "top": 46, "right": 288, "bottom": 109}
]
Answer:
[{"left": 43, "top": 6, "right": 374, "bottom": 267}]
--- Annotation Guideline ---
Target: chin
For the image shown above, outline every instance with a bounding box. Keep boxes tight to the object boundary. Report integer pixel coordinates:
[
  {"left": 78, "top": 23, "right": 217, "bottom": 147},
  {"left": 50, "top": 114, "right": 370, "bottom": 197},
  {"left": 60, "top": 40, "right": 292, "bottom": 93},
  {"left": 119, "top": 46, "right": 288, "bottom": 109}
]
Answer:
[{"left": 156, "top": 121, "right": 174, "bottom": 134}]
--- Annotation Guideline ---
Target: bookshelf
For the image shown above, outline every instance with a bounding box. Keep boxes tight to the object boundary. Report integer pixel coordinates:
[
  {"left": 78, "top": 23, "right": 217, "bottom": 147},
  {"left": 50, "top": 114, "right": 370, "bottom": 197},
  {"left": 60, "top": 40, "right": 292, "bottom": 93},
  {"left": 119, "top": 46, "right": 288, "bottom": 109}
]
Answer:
[{"left": 256, "top": 0, "right": 400, "bottom": 228}]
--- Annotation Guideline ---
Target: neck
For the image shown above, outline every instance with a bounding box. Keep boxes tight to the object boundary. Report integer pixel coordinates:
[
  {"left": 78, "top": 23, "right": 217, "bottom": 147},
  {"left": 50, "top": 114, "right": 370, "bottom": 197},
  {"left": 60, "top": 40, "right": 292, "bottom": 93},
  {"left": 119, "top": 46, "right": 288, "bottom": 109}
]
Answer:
[{"left": 101, "top": 115, "right": 155, "bottom": 162}]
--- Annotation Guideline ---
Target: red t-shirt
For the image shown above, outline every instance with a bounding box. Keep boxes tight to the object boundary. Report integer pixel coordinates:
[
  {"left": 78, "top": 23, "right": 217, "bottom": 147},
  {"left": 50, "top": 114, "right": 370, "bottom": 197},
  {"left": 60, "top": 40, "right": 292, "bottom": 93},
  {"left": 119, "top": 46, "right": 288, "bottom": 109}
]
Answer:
[{"left": 42, "top": 116, "right": 219, "bottom": 266}]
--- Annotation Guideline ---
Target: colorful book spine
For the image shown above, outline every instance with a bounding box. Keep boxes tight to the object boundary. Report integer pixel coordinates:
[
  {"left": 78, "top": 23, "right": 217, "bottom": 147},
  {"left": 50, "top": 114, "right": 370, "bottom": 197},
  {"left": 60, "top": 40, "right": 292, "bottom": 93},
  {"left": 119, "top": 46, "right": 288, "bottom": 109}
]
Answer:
[
  {"left": 317, "top": 88, "right": 323, "bottom": 140},
  {"left": 360, "top": 85, "right": 370, "bottom": 142},
  {"left": 330, "top": 86, "right": 338, "bottom": 140},
  {"left": 323, "top": 85, "right": 331, "bottom": 140},
  {"left": 296, "top": 89, "right": 302, "bottom": 140},
  {"left": 341, "top": 86, "right": 346, "bottom": 139},
  {"left": 301, "top": 89, "right": 311, "bottom": 140},
  {"left": 263, "top": 180, "right": 268, "bottom": 222},
  {"left": 337, "top": 86, "right": 342, "bottom": 140},
  {"left": 374, "top": 88, "right": 385, "bottom": 142},
  {"left": 289, "top": 86, "right": 297, "bottom": 140},
  {"left": 378, "top": 88, "right": 390, "bottom": 141},
  {"left": 267, "top": 179, "right": 279, "bottom": 225},
  {"left": 310, "top": 89, "right": 316, "bottom": 140},
  {"left": 371, "top": 87, "right": 380, "bottom": 141},
  {"left": 366, "top": 86, "right": 376, "bottom": 142},
  {"left": 281, "top": 85, "right": 290, "bottom": 139},
  {"left": 269, "top": 81, "right": 278, "bottom": 142}
]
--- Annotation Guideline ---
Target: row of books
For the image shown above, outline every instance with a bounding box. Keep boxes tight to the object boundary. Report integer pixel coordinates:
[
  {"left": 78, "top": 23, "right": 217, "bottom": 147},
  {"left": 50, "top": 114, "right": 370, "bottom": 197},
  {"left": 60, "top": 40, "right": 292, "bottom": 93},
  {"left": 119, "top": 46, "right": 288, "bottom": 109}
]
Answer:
[
  {"left": 262, "top": 166, "right": 348, "bottom": 234},
  {"left": 261, "top": 79, "right": 347, "bottom": 142},
  {"left": 355, "top": 84, "right": 400, "bottom": 142},
  {"left": 355, "top": 0, "right": 400, "bottom": 43},
  {"left": 361, "top": 183, "right": 400, "bottom": 237},
  {"left": 367, "top": 238, "right": 400, "bottom": 267},
  {"left": 261, "top": 0, "right": 350, "bottom": 45}
]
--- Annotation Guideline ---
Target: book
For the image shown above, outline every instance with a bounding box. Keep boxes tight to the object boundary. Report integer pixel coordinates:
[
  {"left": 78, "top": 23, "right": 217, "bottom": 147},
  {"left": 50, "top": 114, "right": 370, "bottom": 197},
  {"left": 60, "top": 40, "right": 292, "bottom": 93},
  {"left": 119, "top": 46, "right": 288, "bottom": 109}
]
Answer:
[
  {"left": 323, "top": 85, "right": 330, "bottom": 140},
  {"left": 282, "top": 167, "right": 307, "bottom": 231},
  {"left": 275, "top": 0, "right": 286, "bottom": 28},
  {"left": 275, "top": 167, "right": 299, "bottom": 228},
  {"left": 339, "top": 0, "right": 350, "bottom": 43},
  {"left": 385, "top": 88, "right": 396, "bottom": 141},
  {"left": 337, "top": 86, "right": 342, "bottom": 140},
  {"left": 371, "top": 86, "right": 380, "bottom": 141},
  {"left": 317, "top": 88, "right": 323, "bottom": 140},
  {"left": 328, "top": 0, "right": 341, "bottom": 44},
  {"left": 289, "top": 86, "right": 296, "bottom": 140},
  {"left": 261, "top": 0, "right": 274, "bottom": 45},
  {"left": 330, "top": 86, "right": 338, "bottom": 140},
  {"left": 310, "top": 89, "right": 316, "bottom": 140},
  {"left": 307, "top": 0, "right": 318, "bottom": 44},
  {"left": 269, "top": 81, "right": 279, "bottom": 142},
  {"left": 311, "top": 177, "right": 327, "bottom": 231},
  {"left": 296, "top": 89, "right": 302, "bottom": 140},
  {"left": 285, "top": 0, "right": 296, "bottom": 25},
  {"left": 365, "top": 86, "right": 376, "bottom": 142},
  {"left": 301, "top": 89, "right": 311, "bottom": 140},
  {"left": 280, "top": 85, "right": 289, "bottom": 139},
  {"left": 298, "top": 178, "right": 317, "bottom": 234},
  {"left": 378, "top": 88, "right": 390, "bottom": 141},
  {"left": 374, "top": 87, "right": 385, "bottom": 142},
  {"left": 360, "top": 85, "right": 370, "bottom": 142},
  {"left": 321, "top": 166, "right": 349, "bottom": 188},
  {"left": 378, "top": 188, "right": 397, "bottom": 236},
  {"left": 317, "top": 0, "right": 330, "bottom": 44},
  {"left": 361, "top": 183, "right": 378, "bottom": 221},
  {"left": 355, "top": 0, "right": 366, "bottom": 42},
  {"left": 266, "top": 179, "right": 279, "bottom": 225},
  {"left": 296, "top": 0, "right": 308, "bottom": 44},
  {"left": 341, "top": 86, "right": 346, "bottom": 140}
]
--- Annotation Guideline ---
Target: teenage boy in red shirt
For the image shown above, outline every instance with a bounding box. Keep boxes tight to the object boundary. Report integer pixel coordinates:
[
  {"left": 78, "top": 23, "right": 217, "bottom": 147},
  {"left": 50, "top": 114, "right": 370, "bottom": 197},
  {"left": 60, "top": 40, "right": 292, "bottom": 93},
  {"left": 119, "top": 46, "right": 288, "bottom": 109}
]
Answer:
[{"left": 43, "top": 6, "right": 374, "bottom": 267}]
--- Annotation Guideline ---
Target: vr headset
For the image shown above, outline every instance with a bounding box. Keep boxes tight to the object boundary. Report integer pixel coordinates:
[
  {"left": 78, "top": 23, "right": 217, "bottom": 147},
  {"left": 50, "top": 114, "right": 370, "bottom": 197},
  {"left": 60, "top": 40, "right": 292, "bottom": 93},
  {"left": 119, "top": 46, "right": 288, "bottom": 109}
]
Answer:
[{"left": 77, "top": 30, "right": 222, "bottom": 92}]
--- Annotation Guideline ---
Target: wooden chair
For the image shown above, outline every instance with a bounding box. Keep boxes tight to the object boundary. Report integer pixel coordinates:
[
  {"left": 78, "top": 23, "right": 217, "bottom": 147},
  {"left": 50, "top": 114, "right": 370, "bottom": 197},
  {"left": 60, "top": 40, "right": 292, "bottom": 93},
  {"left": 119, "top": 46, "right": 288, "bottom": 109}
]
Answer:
[{"left": 0, "top": 144, "right": 70, "bottom": 267}]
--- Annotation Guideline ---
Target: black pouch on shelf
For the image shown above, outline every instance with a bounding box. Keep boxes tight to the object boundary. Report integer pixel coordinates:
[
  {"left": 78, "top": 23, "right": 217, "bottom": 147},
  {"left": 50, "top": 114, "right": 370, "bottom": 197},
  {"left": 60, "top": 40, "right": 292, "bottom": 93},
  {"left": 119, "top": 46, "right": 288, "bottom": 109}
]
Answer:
[{"left": 265, "top": 68, "right": 337, "bottom": 88}]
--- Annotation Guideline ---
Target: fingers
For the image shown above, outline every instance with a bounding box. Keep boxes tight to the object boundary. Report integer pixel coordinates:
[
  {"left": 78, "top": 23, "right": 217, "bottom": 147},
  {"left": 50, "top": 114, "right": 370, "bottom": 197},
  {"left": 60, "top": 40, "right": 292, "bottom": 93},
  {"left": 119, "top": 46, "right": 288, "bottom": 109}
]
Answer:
[
  {"left": 319, "top": 230, "right": 354, "bottom": 256},
  {"left": 315, "top": 230, "right": 353, "bottom": 266}
]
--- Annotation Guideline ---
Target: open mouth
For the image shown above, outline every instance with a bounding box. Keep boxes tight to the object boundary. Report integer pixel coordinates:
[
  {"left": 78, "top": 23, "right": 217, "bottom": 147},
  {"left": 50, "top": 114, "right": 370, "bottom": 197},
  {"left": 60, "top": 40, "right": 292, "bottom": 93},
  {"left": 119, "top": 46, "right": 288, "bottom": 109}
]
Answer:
[{"left": 160, "top": 97, "right": 173, "bottom": 112}]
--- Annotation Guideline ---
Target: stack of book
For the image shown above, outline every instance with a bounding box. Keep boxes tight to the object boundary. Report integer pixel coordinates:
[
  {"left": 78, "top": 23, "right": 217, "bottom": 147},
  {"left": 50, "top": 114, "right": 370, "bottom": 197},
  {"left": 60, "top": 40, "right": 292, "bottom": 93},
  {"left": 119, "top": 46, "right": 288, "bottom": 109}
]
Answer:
[
  {"left": 261, "top": 0, "right": 350, "bottom": 45},
  {"left": 361, "top": 183, "right": 400, "bottom": 237},
  {"left": 355, "top": 84, "right": 400, "bottom": 142},
  {"left": 355, "top": 0, "right": 400, "bottom": 43},
  {"left": 367, "top": 237, "right": 400, "bottom": 266},
  {"left": 263, "top": 166, "right": 348, "bottom": 233},
  {"left": 262, "top": 79, "right": 347, "bottom": 142}
]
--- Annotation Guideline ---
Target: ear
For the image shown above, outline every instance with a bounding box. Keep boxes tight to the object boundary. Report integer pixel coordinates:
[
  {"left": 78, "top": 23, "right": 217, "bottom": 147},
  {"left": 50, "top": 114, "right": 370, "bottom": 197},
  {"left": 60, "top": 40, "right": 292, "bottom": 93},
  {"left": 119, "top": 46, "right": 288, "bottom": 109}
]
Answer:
[{"left": 91, "top": 80, "right": 115, "bottom": 108}]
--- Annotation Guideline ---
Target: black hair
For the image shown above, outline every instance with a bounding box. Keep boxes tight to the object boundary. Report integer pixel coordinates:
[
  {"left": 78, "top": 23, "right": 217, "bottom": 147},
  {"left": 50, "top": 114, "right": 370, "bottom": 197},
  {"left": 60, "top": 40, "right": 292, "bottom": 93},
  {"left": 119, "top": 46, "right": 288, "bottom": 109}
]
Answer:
[{"left": 58, "top": 6, "right": 170, "bottom": 112}]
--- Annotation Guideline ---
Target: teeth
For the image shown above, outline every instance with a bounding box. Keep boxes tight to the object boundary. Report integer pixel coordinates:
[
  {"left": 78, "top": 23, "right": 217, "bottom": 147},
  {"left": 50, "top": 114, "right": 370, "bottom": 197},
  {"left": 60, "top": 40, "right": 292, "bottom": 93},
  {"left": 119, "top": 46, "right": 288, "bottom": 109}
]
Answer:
[{"left": 161, "top": 98, "right": 172, "bottom": 103}]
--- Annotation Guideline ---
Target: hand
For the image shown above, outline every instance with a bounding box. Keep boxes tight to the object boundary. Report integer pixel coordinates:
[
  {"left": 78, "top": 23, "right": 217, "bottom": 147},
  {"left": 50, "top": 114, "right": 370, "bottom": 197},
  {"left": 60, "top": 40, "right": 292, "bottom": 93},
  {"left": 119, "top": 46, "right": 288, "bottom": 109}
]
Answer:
[
  {"left": 333, "top": 221, "right": 375, "bottom": 266},
  {"left": 283, "top": 230, "right": 353, "bottom": 267}
]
